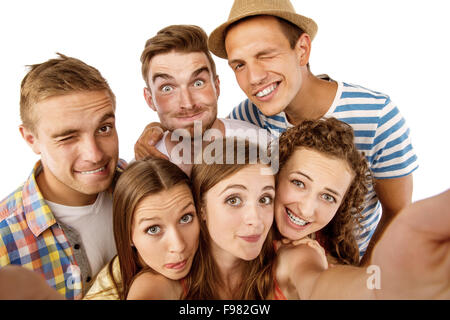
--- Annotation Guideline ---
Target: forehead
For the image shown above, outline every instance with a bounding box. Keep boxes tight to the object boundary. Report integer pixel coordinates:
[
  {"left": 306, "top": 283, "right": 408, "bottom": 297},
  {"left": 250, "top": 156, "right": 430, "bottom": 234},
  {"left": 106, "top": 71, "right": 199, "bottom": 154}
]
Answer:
[
  {"left": 225, "top": 16, "right": 288, "bottom": 54},
  {"left": 210, "top": 165, "right": 275, "bottom": 194},
  {"left": 133, "top": 184, "right": 193, "bottom": 219},
  {"left": 283, "top": 148, "right": 353, "bottom": 178},
  {"left": 148, "top": 51, "right": 211, "bottom": 81},
  {"left": 33, "top": 90, "right": 115, "bottom": 131}
]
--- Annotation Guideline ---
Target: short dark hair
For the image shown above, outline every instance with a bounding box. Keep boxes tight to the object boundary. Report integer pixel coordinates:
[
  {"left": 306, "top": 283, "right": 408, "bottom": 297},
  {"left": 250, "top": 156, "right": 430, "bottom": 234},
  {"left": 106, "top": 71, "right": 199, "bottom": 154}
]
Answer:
[{"left": 140, "top": 25, "right": 217, "bottom": 88}]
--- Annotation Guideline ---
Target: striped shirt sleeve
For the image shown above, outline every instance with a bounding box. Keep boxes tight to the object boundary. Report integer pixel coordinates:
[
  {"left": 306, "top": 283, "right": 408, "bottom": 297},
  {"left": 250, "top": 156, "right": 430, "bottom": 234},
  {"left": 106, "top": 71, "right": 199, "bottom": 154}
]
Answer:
[
  {"left": 228, "top": 99, "right": 265, "bottom": 129},
  {"left": 369, "top": 98, "right": 418, "bottom": 179}
]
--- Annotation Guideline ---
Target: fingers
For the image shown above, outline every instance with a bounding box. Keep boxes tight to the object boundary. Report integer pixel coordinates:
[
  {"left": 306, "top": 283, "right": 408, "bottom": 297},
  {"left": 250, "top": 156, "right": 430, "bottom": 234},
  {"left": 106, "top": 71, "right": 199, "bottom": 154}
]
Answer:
[
  {"left": 134, "top": 124, "right": 168, "bottom": 161},
  {"left": 291, "top": 238, "right": 328, "bottom": 269}
]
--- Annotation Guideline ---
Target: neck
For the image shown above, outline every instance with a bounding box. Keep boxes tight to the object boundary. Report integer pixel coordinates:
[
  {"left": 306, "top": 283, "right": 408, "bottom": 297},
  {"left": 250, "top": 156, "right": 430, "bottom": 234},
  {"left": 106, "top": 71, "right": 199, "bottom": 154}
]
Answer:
[
  {"left": 285, "top": 72, "right": 338, "bottom": 125},
  {"left": 211, "top": 243, "right": 245, "bottom": 299},
  {"left": 36, "top": 167, "right": 97, "bottom": 206}
]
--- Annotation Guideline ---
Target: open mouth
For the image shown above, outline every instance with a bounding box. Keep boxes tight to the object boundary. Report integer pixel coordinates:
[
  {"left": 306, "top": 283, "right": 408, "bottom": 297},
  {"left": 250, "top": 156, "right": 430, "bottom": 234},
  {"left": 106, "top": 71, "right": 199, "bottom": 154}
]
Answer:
[
  {"left": 286, "top": 208, "right": 311, "bottom": 227},
  {"left": 255, "top": 82, "right": 279, "bottom": 98}
]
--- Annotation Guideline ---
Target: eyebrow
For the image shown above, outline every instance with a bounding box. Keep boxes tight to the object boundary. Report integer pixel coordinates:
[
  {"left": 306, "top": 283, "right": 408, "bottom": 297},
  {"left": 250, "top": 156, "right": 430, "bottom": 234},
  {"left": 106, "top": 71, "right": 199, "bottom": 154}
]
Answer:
[
  {"left": 292, "top": 171, "right": 342, "bottom": 197},
  {"left": 51, "top": 112, "right": 115, "bottom": 139},
  {"left": 152, "top": 66, "right": 210, "bottom": 84},
  {"left": 152, "top": 72, "right": 174, "bottom": 83},
  {"left": 228, "top": 48, "right": 278, "bottom": 66},
  {"left": 192, "top": 66, "right": 210, "bottom": 78},
  {"left": 219, "top": 184, "right": 275, "bottom": 196},
  {"left": 137, "top": 201, "right": 195, "bottom": 225}
]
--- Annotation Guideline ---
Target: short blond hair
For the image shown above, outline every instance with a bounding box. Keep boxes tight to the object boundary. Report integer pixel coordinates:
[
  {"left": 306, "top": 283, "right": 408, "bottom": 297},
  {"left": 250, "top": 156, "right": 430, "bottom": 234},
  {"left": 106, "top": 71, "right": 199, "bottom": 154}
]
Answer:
[
  {"left": 20, "top": 53, "right": 116, "bottom": 133},
  {"left": 140, "top": 25, "right": 217, "bottom": 88}
]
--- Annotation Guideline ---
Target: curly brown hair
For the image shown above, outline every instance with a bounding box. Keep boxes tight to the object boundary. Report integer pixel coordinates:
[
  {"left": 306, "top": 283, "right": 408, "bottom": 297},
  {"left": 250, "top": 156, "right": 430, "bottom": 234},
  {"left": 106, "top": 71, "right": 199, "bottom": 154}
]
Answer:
[{"left": 277, "top": 117, "right": 373, "bottom": 265}]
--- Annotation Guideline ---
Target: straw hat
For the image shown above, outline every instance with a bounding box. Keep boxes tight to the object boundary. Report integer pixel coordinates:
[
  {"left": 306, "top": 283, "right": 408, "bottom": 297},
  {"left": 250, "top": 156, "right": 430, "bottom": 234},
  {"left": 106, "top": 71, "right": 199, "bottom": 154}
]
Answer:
[{"left": 208, "top": 0, "right": 317, "bottom": 59}]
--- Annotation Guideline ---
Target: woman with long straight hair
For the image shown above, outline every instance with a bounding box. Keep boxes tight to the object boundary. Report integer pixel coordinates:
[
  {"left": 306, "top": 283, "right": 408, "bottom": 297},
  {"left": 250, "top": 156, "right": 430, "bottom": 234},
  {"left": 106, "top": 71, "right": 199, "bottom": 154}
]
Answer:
[{"left": 85, "top": 158, "right": 199, "bottom": 299}]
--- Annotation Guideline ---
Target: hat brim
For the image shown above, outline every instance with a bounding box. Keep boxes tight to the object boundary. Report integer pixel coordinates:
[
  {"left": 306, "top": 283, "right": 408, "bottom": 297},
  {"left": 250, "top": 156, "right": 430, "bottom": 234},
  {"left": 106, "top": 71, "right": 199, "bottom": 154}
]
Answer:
[{"left": 208, "top": 10, "right": 318, "bottom": 59}]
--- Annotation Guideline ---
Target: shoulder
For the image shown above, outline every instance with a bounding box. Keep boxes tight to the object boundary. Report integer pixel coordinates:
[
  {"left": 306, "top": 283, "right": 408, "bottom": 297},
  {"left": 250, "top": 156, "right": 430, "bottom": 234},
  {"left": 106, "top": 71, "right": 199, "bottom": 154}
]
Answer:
[
  {"left": 0, "top": 185, "right": 24, "bottom": 224},
  {"left": 84, "top": 257, "right": 121, "bottom": 300},
  {"left": 221, "top": 118, "right": 264, "bottom": 132},
  {"left": 127, "top": 271, "right": 181, "bottom": 300},
  {"left": 278, "top": 243, "right": 327, "bottom": 271},
  {"left": 332, "top": 82, "right": 395, "bottom": 116},
  {"left": 228, "top": 99, "right": 265, "bottom": 127}
]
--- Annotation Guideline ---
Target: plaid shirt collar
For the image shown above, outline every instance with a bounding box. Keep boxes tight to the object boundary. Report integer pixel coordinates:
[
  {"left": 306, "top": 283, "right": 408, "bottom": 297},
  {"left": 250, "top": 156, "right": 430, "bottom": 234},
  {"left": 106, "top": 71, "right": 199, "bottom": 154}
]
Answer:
[
  {"left": 23, "top": 159, "right": 126, "bottom": 237},
  {"left": 22, "top": 161, "right": 57, "bottom": 237}
]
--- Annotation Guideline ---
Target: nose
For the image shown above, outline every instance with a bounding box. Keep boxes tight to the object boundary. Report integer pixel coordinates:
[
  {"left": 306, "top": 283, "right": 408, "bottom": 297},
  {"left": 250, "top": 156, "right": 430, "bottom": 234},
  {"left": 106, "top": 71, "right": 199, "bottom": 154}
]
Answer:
[
  {"left": 243, "top": 203, "right": 265, "bottom": 229},
  {"left": 297, "top": 193, "right": 316, "bottom": 219},
  {"left": 179, "top": 86, "right": 195, "bottom": 110},
  {"left": 80, "top": 136, "right": 104, "bottom": 164},
  {"left": 247, "top": 61, "right": 268, "bottom": 87},
  {"left": 168, "top": 228, "right": 186, "bottom": 254}
]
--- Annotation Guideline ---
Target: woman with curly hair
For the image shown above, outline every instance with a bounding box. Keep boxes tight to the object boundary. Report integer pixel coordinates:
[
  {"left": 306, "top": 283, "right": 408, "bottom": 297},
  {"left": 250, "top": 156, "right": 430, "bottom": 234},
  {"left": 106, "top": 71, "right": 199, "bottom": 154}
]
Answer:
[{"left": 274, "top": 117, "right": 372, "bottom": 266}]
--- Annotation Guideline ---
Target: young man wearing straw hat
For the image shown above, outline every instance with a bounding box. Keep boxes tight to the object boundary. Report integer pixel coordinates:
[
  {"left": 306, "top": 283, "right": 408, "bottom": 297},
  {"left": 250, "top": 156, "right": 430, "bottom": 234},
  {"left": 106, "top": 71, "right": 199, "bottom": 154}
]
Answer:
[
  {"left": 207, "top": 0, "right": 418, "bottom": 262},
  {"left": 134, "top": 0, "right": 417, "bottom": 262}
]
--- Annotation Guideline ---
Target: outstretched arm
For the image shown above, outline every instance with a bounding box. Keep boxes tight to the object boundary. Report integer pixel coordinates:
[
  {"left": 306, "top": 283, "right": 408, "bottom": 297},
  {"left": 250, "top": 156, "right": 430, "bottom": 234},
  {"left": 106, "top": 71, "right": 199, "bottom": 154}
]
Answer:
[
  {"left": 287, "top": 190, "right": 449, "bottom": 299},
  {"left": 370, "top": 189, "right": 450, "bottom": 299},
  {"left": 0, "top": 265, "right": 64, "bottom": 300}
]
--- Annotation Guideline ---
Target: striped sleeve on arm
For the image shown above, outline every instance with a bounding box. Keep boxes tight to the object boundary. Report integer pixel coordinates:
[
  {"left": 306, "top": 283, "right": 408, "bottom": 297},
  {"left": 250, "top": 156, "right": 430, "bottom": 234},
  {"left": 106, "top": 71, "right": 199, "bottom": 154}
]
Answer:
[
  {"left": 227, "top": 99, "right": 265, "bottom": 128},
  {"left": 369, "top": 98, "right": 418, "bottom": 179}
]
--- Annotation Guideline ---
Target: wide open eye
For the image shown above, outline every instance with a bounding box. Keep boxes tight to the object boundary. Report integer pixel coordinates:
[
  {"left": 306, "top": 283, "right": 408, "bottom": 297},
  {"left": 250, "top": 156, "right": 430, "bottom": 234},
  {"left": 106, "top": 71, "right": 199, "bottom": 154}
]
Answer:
[
  {"left": 193, "top": 79, "right": 204, "bottom": 87},
  {"left": 180, "top": 213, "right": 193, "bottom": 224},
  {"left": 226, "top": 196, "right": 242, "bottom": 207},
  {"left": 146, "top": 225, "right": 161, "bottom": 235},
  {"left": 259, "top": 195, "right": 273, "bottom": 205},
  {"left": 161, "top": 85, "right": 173, "bottom": 93}
]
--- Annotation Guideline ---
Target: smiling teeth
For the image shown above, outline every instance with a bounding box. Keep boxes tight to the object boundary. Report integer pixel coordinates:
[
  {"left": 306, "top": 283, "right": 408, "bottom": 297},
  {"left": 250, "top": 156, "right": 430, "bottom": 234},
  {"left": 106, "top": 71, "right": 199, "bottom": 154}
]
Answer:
[
  {"left": 256, "top": 83, "right": 278, "bottom": 97},
  {"left": 80, "top": 167, "right": 105, "bottom": 174},
  {"left": 286, "top": 208, "right": 310, "bottom": 226}
]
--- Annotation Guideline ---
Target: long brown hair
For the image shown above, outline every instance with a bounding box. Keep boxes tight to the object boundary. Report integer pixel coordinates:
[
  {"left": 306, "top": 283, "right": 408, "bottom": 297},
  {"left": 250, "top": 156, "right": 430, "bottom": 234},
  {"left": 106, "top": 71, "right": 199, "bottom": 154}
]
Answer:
[
  {"left": 184, "top": 138, "right": 276, "bottom": 299},
  {"left": 109, "top": 158, "right": 192, "bottom": 299},
  {"left": 277, "top": 118, "right": 373, "bottom": 265}
]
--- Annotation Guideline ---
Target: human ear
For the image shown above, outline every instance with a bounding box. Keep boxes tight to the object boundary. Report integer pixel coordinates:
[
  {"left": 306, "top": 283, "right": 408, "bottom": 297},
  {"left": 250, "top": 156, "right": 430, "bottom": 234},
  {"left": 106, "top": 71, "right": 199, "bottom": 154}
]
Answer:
[
  {"left": 295, "top": 33, "right": 312, "bottom": 67},
  {"left": 19, "top": 125, "right": 40, "bottom": 155},
  {"left": 200, "top": 206, "right": 207, "bottom": 221},
  {"left": 143, "top": 87, "right": 157, "bottom": 112},
  {"left": 214, "top": 75, "right": 221, "bottom": 98}
]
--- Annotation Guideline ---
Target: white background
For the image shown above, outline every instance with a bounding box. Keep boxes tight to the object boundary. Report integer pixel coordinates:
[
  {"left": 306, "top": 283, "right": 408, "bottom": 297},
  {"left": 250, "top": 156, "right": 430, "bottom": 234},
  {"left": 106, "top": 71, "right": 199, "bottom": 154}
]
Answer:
[{"left": 0, "top": 0, "right": 449, "bottom": 202}]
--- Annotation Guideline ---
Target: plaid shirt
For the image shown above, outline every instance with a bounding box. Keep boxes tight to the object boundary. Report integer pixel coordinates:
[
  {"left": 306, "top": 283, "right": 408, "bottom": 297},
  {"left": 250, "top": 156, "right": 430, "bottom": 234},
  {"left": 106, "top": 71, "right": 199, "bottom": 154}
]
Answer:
[{"left": 0, "top": 160, "right": 126, "bottom": 299}]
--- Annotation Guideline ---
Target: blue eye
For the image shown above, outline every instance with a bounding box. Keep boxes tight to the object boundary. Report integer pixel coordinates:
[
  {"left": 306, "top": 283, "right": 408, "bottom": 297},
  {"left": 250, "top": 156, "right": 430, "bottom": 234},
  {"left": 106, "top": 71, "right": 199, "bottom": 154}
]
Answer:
[
  {"left": 180, "top": 214, "right": 193, "bottom": 224},
  {"left": 146, "top": 225, "right": 161, "bottom": 235},
  {"left": 161, "top": 85, "right": 173, "bottom": 93},
  {"left": 193, "top": 80, "right": 204, "bottom": 87}
]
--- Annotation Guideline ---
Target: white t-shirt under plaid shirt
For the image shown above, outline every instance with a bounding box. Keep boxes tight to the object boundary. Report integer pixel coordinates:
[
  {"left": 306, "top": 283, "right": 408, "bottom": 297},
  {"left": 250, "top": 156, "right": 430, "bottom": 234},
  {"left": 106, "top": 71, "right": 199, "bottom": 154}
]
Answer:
[{"left": 229, "top": 80, "right": 419, "bottom": 259}]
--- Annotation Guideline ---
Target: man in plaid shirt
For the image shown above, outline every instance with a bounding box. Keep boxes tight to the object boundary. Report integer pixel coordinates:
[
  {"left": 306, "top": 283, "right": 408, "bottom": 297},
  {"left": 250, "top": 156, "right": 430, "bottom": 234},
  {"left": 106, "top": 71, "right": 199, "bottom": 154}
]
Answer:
[{"left": 0, "top": 53, "right": 124, "bottom": 299}]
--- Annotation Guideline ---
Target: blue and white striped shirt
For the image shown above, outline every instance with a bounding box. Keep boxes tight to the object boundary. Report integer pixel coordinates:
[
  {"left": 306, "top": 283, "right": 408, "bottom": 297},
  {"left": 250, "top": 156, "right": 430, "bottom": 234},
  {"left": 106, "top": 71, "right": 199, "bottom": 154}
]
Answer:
[{"left": 229, "top": 81, "right": 418, "bottom": 258}]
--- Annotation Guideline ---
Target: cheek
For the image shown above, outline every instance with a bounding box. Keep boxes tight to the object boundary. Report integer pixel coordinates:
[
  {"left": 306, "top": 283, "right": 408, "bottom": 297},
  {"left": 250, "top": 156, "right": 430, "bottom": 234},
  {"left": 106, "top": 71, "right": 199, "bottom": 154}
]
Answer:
[
  {"left": 135, "top": 236, "right": 163, "bottom": 266},
  {"left": 154, "top": 94, "right": 177, "bottom": 113},
  {"left": 317, "top": 206, "right": 339, "bottom": 226},
  {"left": 276, "top": 181, "right": 296, "bottom": 204}
]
